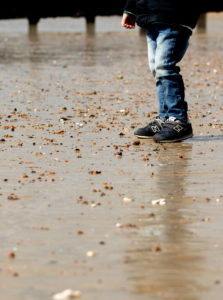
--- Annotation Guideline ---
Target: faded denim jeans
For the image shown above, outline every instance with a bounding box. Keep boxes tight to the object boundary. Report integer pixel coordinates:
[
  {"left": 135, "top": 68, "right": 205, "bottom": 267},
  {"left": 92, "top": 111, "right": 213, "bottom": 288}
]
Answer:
[{"left": 146, "top": 24, "right": 191, "bottom": 122}]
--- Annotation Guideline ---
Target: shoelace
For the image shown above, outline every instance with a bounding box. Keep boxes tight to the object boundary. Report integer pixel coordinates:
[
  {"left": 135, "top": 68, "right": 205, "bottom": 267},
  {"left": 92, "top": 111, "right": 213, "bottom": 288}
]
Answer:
[
  {"left": 154, "top": 117, "right": 164, "bottom": 126},
  {"left": 163, "top": 120, "right": 184, "bottom": 132}
]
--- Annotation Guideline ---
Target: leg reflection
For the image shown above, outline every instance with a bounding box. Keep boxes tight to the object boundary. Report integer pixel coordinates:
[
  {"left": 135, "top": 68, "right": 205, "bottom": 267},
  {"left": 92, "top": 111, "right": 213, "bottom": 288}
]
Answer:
[{"left": 125, "top": 143, "right": 205, "bottom": 299}]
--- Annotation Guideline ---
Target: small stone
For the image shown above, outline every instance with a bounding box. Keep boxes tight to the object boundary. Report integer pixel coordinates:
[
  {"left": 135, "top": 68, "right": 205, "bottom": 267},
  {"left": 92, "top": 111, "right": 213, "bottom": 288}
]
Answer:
[
  {"left": 32, "top": 152, "right": 43, "bottom": 157},
  {"left": 123, "top": 197, "right": 133, "bottom": 204},
  {"left": 60, "top": 117, "right": 69, "bottom": 122},
  {"left": 114, "top": 151, "right": 123, "bottom": 157},
  {"left": 8, "top": 194, "right": 19, "bottom": 201},
  {"left": 8, "top": 252, "right": 15, "bottom": 259},
  {"left": 53, "top": 289, "right": 82, "bottom": 299},
  {"left": 86, "top": 251, "right": 95, "bottom": 257},
  {"left": 132, "top": 140, "right": 140, "bottom": 146},
  {"left": 77, "top": 231, "right": 84, "bottom": 235},
  {"left": 116, "top": 223, "right": 123, "bottom": 228},
  {"left": 149, "top": 213, "right": 155, "bottom": 217},
  {"left": 152, "top": 198, "right": 166, "bottom": 206},
  {"left": 88, "top": 170, "right": 101, "bottom": 175},
  {"left": 20, "top": 174, "right": 28, "bottom": 179},
  {"left": 202, "top": 217, "right": 211, "bottom": 222},
  {"left": 153, "top": 246, "right": 161, "bottom": 252}
]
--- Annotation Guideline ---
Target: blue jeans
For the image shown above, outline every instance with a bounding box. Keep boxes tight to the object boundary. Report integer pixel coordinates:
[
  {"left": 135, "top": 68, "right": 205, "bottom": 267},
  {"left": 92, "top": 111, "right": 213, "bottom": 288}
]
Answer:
[{"left": 146, "top": 24, "right": 191, "bottom": 122}]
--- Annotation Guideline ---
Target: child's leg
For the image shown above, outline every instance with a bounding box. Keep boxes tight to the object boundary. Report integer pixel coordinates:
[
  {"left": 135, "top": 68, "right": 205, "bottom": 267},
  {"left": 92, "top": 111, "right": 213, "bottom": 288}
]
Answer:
[
  {"left": 146, "top": 29, "right": 157, "bottom": 78},
  {"left": 153, "top": 25, "right": 191, "bottom": 122},
  {"left": 146, "top": 28, "right": 166, "bottom": 120}
]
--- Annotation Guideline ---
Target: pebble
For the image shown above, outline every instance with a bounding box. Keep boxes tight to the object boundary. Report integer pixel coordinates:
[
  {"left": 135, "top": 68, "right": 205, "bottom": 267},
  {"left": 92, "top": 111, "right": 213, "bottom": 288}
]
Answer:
[
  {"left": 7, "top": 194, "right": 19, "bottom": 201},
  {"left": 152, "top": 198, "right": 166, "bottom": 206},
  {"left": 202, "top": 218, "right": 211, "bottom": 222},
  {"left": 86, "top": 251, "right": 95, "bottom": 257},
  {"left": 8, "top": 252, "right": 15, "bottom": 259},
  {"left": 75, "top": 123, "right": 83, "bottom": 128},
  {"left": 88, "top": 170, "right": 101, "bottom": 175},
  {"left": 153, "top": 246, "right": 162, "bottom": 252},
  {"left": 123, "top": 197, "right": 133, "bottom": 204},
  {"left": 53, "top": 289, "right": 82, "bottom": 300},
  {"left": 116, "top": 223, "right": 123, "bottom": 228},
  {"left": 132, "top": 140, "right": 140, "bottom": 146},
  {"left": 32, "top": 152, "right": 43, "bottom": 157},
  {"left": 19, "top": 174, "right": 28, "bottom": 179},
  {"left": 60, "top": 117, "right": 69, "bottom": 123}
]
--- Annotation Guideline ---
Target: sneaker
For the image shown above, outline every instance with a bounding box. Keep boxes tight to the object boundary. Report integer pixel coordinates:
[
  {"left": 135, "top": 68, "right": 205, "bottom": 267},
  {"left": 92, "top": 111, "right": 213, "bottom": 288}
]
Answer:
[
  {"left": 134, "top": 117, "right": 164, "bottom": 139},
  {"left": 153, "top": 117, "right": 193, "bottom": 143}
]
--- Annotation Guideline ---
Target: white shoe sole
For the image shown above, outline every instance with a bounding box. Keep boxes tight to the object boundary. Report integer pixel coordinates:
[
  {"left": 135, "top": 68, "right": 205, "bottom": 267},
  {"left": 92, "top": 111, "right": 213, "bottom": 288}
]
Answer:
[{"left": 134, "top": 134, "right": 154, "bottom": 139}]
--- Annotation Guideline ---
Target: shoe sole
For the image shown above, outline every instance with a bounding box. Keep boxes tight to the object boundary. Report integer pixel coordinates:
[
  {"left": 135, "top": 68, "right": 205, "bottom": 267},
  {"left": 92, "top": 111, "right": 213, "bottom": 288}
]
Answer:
[
  {"left": 134, "top": 134, "right": 154, "bottom": 139},
  {"left": 154, "top": 133, "right": 193, "bottom": 143}
]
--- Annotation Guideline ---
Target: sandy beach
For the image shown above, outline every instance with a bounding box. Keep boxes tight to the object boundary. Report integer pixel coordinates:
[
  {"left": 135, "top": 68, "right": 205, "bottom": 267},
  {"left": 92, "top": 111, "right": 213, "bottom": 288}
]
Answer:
[{"left": 0, "top": 13, "right": 223, "bottom": 300}]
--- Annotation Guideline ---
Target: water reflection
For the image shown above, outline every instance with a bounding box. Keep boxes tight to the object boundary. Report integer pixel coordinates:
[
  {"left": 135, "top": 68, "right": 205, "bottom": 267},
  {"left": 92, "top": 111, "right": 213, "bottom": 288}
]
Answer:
[
  {"left": 125, "top": 143, "right": 205, "bottom": 299},
  {"left": 28, "top": 24, "right": 39, "bottom": 41},
  {"left": 86, "top": 21, "right": 95, "bottom": 36},
  {"left": 84, "top": 33, "right": 97, "bottom": 67}
]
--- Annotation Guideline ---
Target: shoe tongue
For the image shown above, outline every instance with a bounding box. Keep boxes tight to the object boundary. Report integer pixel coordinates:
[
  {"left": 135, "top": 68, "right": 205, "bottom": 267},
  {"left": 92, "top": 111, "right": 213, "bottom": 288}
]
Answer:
[{"left": 168, "top": 116, "right": 177, "bottom": 122}]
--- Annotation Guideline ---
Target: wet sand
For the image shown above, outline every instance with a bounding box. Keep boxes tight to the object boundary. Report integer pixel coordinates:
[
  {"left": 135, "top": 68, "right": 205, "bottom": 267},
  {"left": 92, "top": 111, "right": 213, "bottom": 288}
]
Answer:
[{"left": 1, "top": 14, "right": 223, "bottom": 300}]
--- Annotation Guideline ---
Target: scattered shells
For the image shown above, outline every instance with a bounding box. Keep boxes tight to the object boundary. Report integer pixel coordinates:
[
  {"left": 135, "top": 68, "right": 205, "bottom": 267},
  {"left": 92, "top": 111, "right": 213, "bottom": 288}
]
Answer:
[
  {"left": 119, "top": 109, "right": 129, "bottom": 115},
  {"left": 152, "top": 198, "right": 166, "bottom": 206},
  {"left": 114, "top": 151, "right": 123, "bottom": 157},
  {"left": 7, "top": 193, "right": 19, "bottom": 201},
  {"left": 202, "top": 218, "right": 211, "bottom": 222},
  {"left": 123, "top": 197, "right": 133, "bottom": 204},
  {"left": 90, "top": 202, "right": 101, "bottom": 207},
  {"left": 86, "top": 251, "right": 95, "bottom": 257},
  {"left": 32, "top": 152, "right": 43, "bottom": 157},
  {"left": 53, "top": 289, "right": 82, "bottom": 300},
  {"left": 19, "top": 173, "right": 28, "bottom": 178},
  {"left": 75, "top": 123, "right": 83, "bottom": 128},
  {"left": 59, "top": 117, "right": 69, "bottom": 123},
  {"left": 88, "top": 170, "right": 101, "bottom": 175},
  {"left": 125, "top": 223, "right": 137, "bottom": 228},
  {"left": 116, "top": 223, "right": 123, "bottom": 228}
]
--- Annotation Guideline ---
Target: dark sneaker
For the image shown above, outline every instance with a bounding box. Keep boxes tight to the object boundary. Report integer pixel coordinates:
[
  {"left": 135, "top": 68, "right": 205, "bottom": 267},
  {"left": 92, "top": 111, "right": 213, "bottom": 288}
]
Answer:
[
  {"left": 134, "top": 117, "right": 164, "bottom": 139},
  {"left": 153, "top": 117, "right": 193, "bottom": 143}
]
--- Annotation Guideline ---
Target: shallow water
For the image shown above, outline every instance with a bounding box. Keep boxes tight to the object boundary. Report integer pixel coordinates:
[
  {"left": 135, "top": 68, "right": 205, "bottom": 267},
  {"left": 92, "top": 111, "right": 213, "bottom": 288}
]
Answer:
[{"left": 0, "top": 14, "right": 223, "bottom": 300}]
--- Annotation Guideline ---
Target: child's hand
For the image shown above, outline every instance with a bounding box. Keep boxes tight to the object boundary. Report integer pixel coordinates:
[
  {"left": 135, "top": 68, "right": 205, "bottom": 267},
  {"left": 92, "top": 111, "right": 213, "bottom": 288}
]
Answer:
[{"left": 121, "top": 13, "right": 136, "bottom": 29}]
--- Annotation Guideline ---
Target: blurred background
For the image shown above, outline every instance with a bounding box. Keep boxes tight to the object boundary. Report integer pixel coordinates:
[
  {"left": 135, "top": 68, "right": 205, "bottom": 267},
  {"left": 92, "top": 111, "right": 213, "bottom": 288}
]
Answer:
[{"left": 0, "top": 3, "right": 222, "bottom": 34}]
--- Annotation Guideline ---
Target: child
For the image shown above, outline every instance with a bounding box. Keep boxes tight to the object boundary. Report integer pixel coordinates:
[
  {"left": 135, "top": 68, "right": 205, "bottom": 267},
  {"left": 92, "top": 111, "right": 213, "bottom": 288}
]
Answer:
[{"left": 122, "top": 0, "right": 200, "bottom": 142}]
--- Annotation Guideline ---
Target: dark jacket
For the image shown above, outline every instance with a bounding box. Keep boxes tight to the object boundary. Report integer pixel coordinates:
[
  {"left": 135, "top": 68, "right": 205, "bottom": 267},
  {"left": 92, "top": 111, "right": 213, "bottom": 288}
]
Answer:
[{"left": 124, "top": 0, "right": 201, "bottom": 29}]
